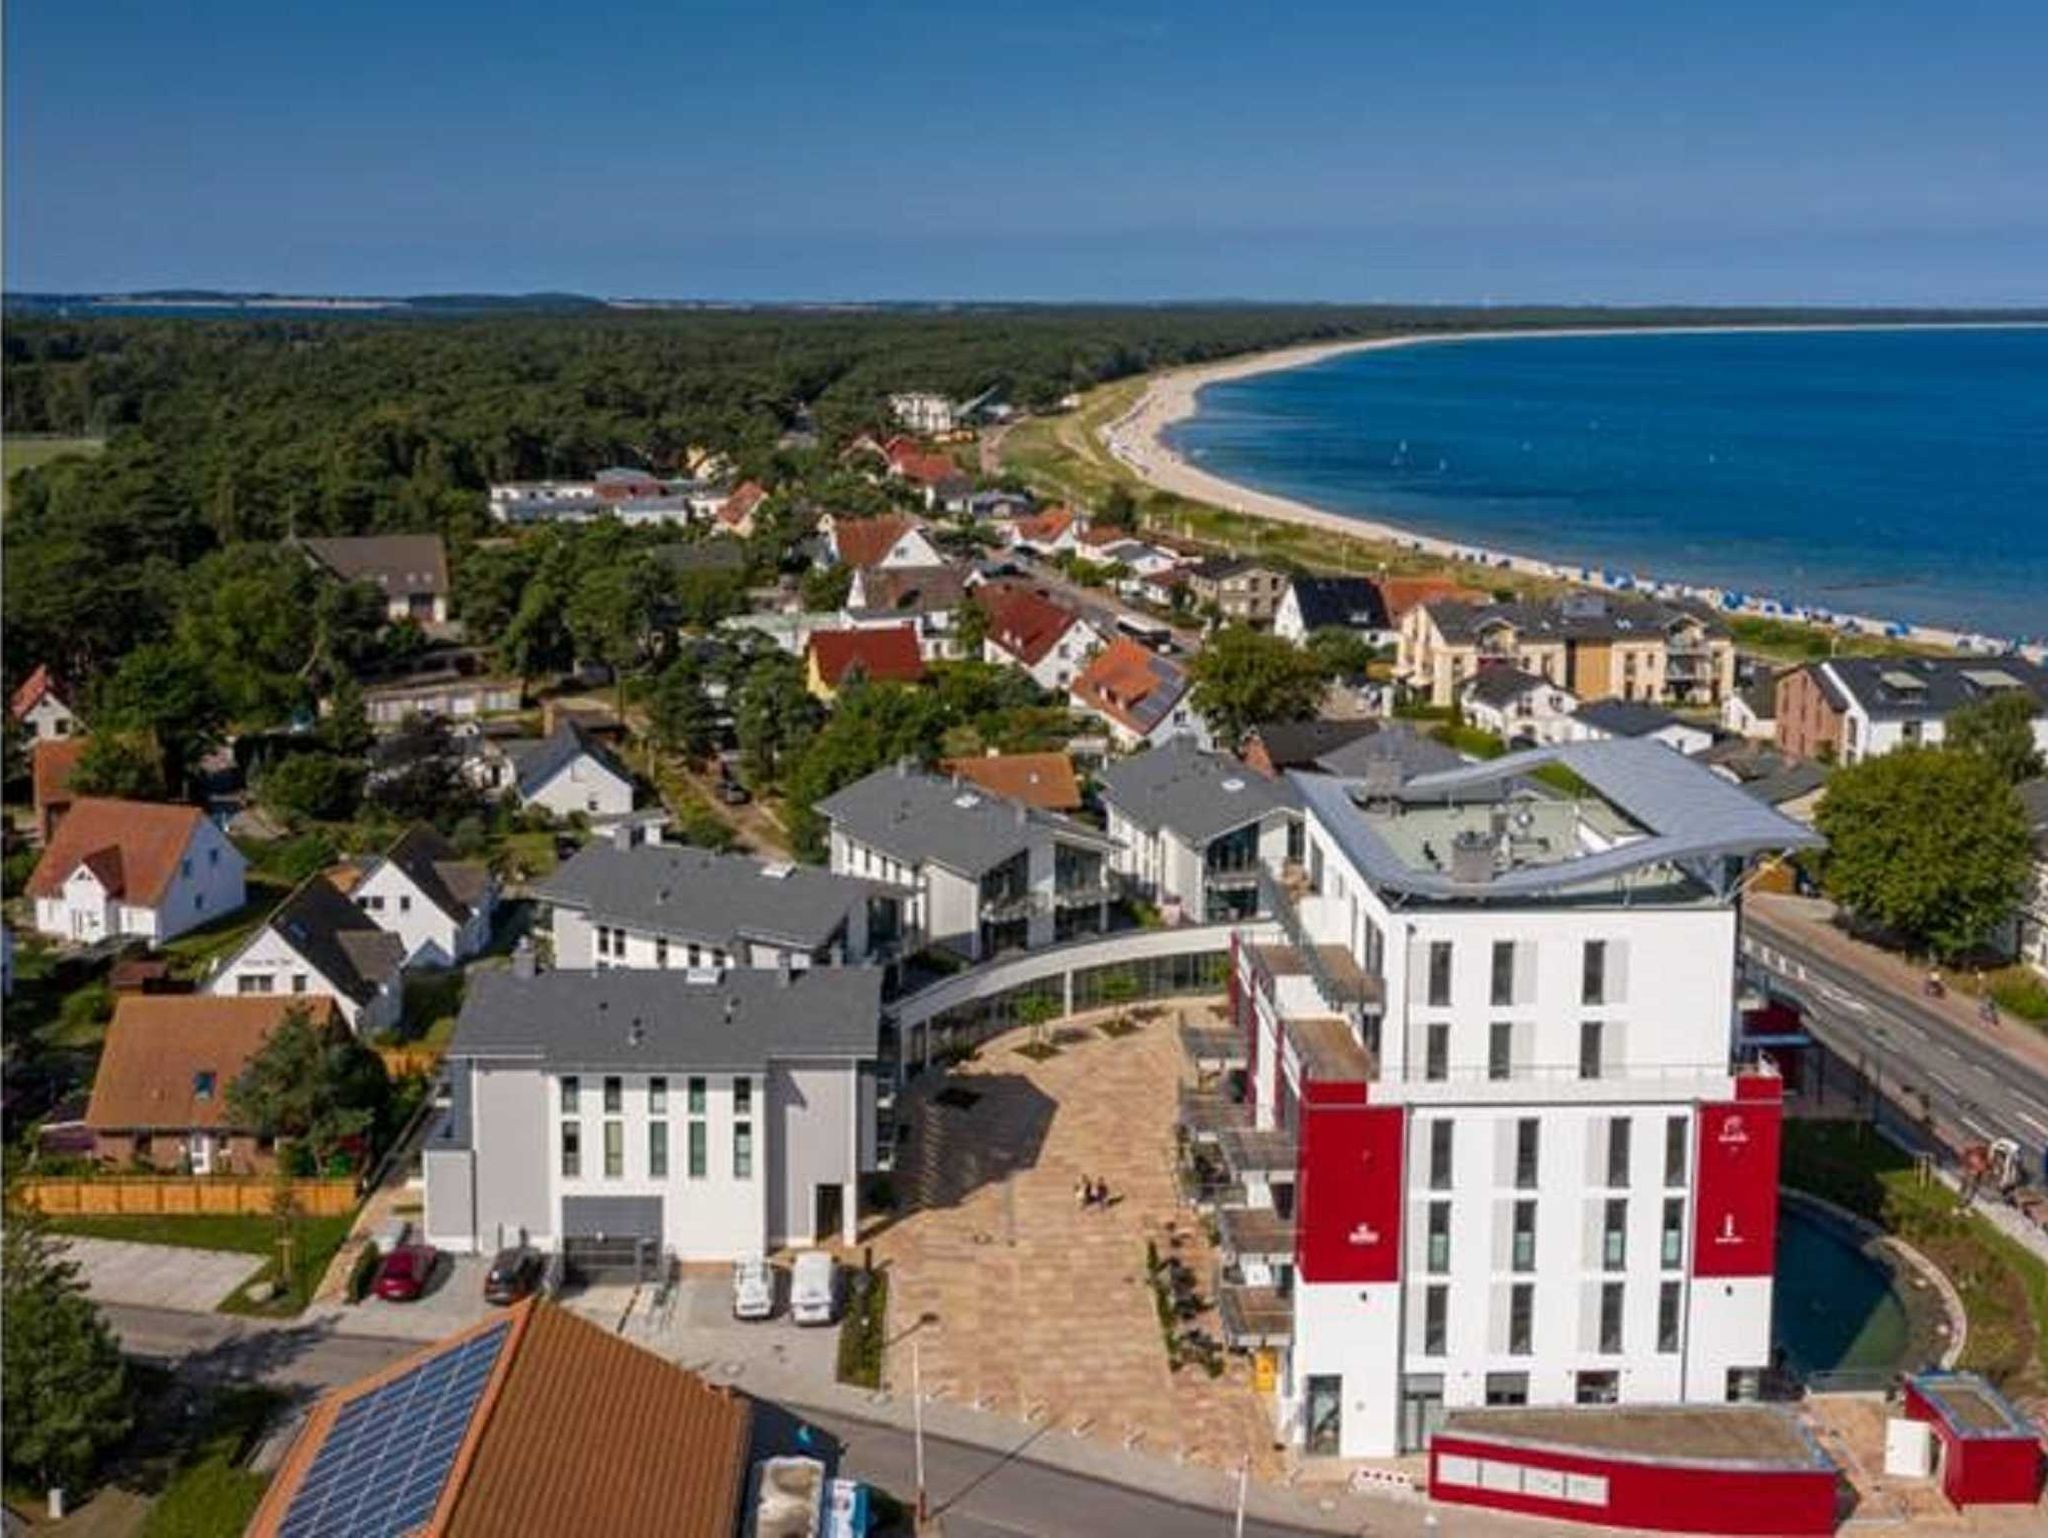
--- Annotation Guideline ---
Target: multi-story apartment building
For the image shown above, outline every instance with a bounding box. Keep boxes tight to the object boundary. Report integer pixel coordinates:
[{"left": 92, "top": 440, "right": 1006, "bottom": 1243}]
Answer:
[
  {"left": 1187, "top": 557, "right": 1290, "bottom": 626},
  {"left": 1187, "top": 739, "right": 1816, "bottom": 1459},
  {"left": 1774, "top": 655, "right": 2048, "bottom": 765},
  {"left": 1400, "top": 595, "right": 1736, "bottom": 710},
  {"left": 1096, "top": 739, "right": 1299, "bottom": 923},
  {"left": 424, "top": 957, "right": 883, "bottom": 1268}
]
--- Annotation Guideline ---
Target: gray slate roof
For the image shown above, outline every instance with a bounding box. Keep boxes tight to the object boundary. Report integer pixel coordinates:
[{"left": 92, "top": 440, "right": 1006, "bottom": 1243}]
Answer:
[
  {"left": 535, "top": 842, "right": 903, "bottom": 951},
  {"left": 1462, "top": 665, "right": 1553, "bottom": 710},
  {"left": 376, "top": 824, "right": 488, "bottom": 923},
  {"left": 1819, "top": 656, "right": 2048, "bottom": 721},
  {"left": 450, "top": 965, "right": 883, "bottom": 1069},
  {"left": 1572, "top": 699, "right": 1687, "bottom": 738},
  {"left": 508, "top": 721, "right": 634, "bottom": 800},
  {"left": 301, "top": 535, "right": 449, "bottom": 599},
  {"left": 1241, "top": 719, "right": 1379, "bottom": 770},
  {"left": 265, "top": 875, "right": 405, "bottom": 1005},
  {"left": 1095, "top": 738, "right": 1296, "bottom": 842},
  {"left": 818, "top": 763, "right": 1117, "bottom": 877},
  {"left": 1314, "top": 722, "right": 1466, "bottom": 779},
  {"left": 1286, "top": 577, "right": 1389, "bottom": 633},
  {"left": 1426, "top": 592, "right": 1725, "bottom": 644}
]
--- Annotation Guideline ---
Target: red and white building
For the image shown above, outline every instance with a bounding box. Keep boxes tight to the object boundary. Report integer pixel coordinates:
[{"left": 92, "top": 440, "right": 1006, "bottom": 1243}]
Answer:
[{"left": 1192, "top": 739, "right": 1819, "bottom": 1460}]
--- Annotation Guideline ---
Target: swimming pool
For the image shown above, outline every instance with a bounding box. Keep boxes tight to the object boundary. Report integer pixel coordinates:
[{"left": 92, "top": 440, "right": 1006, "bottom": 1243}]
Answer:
[{"left": 1772, "top": 1199, "right": 1917, "bottom": 1379}]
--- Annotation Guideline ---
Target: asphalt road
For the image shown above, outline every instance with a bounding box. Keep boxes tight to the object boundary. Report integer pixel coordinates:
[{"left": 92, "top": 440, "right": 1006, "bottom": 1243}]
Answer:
[{"left": 1741, "top": 908, "right": 2048, "bottom": 1173}]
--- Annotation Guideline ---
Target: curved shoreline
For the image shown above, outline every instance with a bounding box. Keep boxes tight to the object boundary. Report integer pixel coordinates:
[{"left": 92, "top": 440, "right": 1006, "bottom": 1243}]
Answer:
[{"left": 1101, "top": 323, "right": 2048, "bottom": 659}]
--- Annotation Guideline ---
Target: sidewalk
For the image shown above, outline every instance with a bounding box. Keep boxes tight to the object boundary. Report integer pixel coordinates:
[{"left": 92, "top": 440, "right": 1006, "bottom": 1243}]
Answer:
[{"left": 1749, "top": 893, "right": 2048, "bottom": 1078}]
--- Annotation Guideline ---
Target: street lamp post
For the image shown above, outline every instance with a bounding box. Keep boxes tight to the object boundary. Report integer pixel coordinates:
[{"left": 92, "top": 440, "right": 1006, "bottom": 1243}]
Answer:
[{"left": 913, "top": 1337, "right": 928, "bottom": 1530}]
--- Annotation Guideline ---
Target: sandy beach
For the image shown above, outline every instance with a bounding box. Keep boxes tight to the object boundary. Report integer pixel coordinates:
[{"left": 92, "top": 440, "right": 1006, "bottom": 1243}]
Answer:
[{"left": 1102, "top": 325, "right": 2045, "bottom": 660}]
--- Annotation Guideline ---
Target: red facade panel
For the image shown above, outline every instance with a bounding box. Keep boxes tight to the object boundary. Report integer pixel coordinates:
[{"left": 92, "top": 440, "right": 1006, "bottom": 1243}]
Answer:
[
  {"left": 1428, "top": 1435, "right": 1837, "bottom": 1536},
  {"left": 1692, "top": 1089, "right": 1783, "bottom": 1279},
  {"left": 1903, "top": 1381, "right": 2046, "bottom": 1508},
  {"left": 1294, "top": 1099, "right": 1403, "bottom": 1284}
]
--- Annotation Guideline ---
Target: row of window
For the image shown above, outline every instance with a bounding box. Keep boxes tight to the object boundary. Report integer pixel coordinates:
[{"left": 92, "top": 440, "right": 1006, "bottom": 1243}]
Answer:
[
  {"left": 1419, "top": 1017, "right": 1622, "bottom": 1081},
  {"left": 1420, "top": 1279, "right": 1683, "bottom": 1358},
  {"left": 559, "top": 1075, "right": 753, "bottom": 1181},
  {"left": 177, "top": 847, "right": 225, "bottom": 879},
  {"left": 237, "top": 972, "right": 310, "bottom": 995},
  {"left": 1423, "top": 938, "right": 1624, "bottom": 1009},
  {"left": 1422, "top": 1196, "right": 1687, "bottom": 1274},
  {"left": 591, "top": 925, "right": 733, "bottom": 969},
  {"left": 1423, "top": 1115, "right": 1688, "bottom": 1192}
]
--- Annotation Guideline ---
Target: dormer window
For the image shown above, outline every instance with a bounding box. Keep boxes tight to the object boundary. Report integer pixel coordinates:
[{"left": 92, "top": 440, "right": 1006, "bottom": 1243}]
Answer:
[{"left": 193, "top": 1071, "right": 216, "bottom": 1101}]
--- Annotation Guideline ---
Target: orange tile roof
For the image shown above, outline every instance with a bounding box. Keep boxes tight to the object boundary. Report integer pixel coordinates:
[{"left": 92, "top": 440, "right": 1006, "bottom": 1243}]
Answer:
[
  {"left": 1071, "top": 636, "right": 1189, "bottom": 737},
  {"left": 830, "top": 515, "right": 918, "bottom": 569},
  {"left": 249, "top": 1299, "right": 751, "bottom": 1538},
  {"left": 982, "top": 587, "right": 1085, "bottom": 665},
  {"left": 86, "top": 995, "right": 340, "bottom": 1132},
  {"left": 897, "top": 451, "right": 962, "bottom": 486},
  {"left": 1008, "top": 508, "right": 1075, "bottom": 545},
  {"left": 807, "top": 624, "right": 926, "bottom": 688},
  {"left": 938, "top": 752, "right": 1082, "bottom": 811},
  {"left": 718, "top": 479, "right": 767, "bottom": 528},
  {"left": 1379, "top": 575, "right": 1486, "bottom": 622},
  {"left": 9, "top": 663, "right": 68, "bottom": 720},
  {"left": 26, "top": 797, "right": 208, "bottom": 905},
  {"left": 32, "top": 736, "right": 87, "bottom": 817}
]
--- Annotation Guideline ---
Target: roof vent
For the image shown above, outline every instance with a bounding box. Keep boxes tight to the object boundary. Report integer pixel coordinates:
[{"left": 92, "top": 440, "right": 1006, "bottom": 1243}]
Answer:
[
  {"left": 760, "top": 862, "right": 795, "bottom": 880},
  {"left": 1220, "top": 777, "right": 1245, "bottom": 793},
  {"left": 953, "top": 793, "right": 980, "bottom": 810},
  {"left": 627, "top": 1018, "right": 645, "bottom": 1048},
  {"left": 1449, "top": 830, "right": 1495, "bottom": 885}
]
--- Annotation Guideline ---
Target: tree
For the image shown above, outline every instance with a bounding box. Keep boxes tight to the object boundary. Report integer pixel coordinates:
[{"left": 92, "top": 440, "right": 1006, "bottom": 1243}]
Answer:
[
  {"left": 69, "top": 729, "right": 168, "bottom": 801},
  {"left": 1188, "top": 625, "right": 1327, "bottom": 745},
  {"left": 227, "top": 1004, "right": 392, "bottom": 1170},
  {"left": 801, "top": 564, "right": 853, "bottom": 612},
  {"left": 3, "top": 1207, "right": 131, "bottom": 1492},
  {"left": 365, "top": 714, "right": 478, "bottom": 824},
  {"left": 565, "top": 555, "right": 665, "bottom": 717},
  {"left": 1305, "top": 626, "right": 1378, "bottom": 681},
  {"left": 1815, "top": 748, "right": 2032, "bottom": 960},
  {"left": 318, "top": 674, "right": 374, "bottom": 758},
  {"left": 1015, "top": 991, "right": 1061, "bottom": 1053},
  {"left": 257, "top": 750, "right": 365, "bottom": 824},
  {"left": 953, "top": 591, "right": 990, "bottom": 657},
  {"left": 92, "top": 642, "right": 227, "bottom": 796},
  {"left": 647, "top": 656, "right": 717, "bottom": 759},
  {"left": 1098, "top": 484, "right": 1139, "bottom": 532},
  {"left": 734, "top": 650, "right": 820, "bottom": 786},
  {"left": 1946, "top": 691, "right": 2045, "bottom": 786}
]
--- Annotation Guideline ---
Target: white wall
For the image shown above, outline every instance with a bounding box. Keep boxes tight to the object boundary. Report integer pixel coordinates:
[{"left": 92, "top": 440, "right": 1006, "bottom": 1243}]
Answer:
[
  {"left": 33, "top": 819, "right": 245, "bottom": 945},
  {"left": 208, "top": 925, "right": 401, "bottom": 1035},
  {"left": 526, "top": 756, "right": 635, "bottom": 820},
  {"left": 353, "top": 863, "right": 463, "bottom": 967}
]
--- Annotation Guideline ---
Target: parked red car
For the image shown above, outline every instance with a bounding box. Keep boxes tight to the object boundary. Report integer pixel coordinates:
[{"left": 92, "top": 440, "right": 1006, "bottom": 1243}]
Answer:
[{"left": 372, "top": 1243, "right": 439, "bottom": 1302}]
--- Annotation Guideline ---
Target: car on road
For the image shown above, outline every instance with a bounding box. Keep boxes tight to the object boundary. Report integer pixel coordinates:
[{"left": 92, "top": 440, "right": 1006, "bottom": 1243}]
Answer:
[
  {"left": 372, "top": 1243, "right": 439, "bottom": 1302},
  {"left": 483, "top": 1246, "right": 544, "bottom": 1306},
  {"left": 732, "top": 1253, "right": 775, "bottom": 1319},
  {"left": 790, "top": 1250, "right": 838, "bottom": 1326}
]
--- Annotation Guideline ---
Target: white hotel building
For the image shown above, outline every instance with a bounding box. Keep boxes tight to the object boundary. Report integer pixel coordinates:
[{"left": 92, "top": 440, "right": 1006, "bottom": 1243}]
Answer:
[{"left": 1186, "top": 740, "right": 1817, "bottom": 1459}]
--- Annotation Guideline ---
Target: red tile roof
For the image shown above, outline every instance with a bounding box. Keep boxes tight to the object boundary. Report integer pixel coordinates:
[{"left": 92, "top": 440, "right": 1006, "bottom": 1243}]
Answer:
[
  {"left": 26, "top": 798, "right": 209, "bottom": 906},
  {"left": 938, "top": 752, "right": 1082, "bottom": 811},
  {"left": 10, "top": 664, "right": 68, "bottom": 720},
  {"left": 86, "top": 995, "right": 340, "bottom": 1132},
  {"left": 249, "top": 1300, "right": 751, "bottom": 1538},
  {"left": 1379, "top": 575, "right": 1486, "bottom": 622},
  {"left": 1008, "top": 508, "right": 1075, "bottom": 546},
  {"left": 1071, "top": 637, "right": 1189, "bottom": 738},
  {"left": 982, "top": 587, "right": 1085, "bottom": 666},
  {"left": 807, "top": 625, "right": 926, "bottom": 688},
  {"left": 830, "top": 516, "right": 919, "bottom": 569},
  {"left": 32, "top": 736, "right": 87, "bottom": 819},
  {"left": 896, "top": 452, "right": 962, "bottom": 487},
  {"left": 717, "top": 480, "right": 767, "bottom": 528}
]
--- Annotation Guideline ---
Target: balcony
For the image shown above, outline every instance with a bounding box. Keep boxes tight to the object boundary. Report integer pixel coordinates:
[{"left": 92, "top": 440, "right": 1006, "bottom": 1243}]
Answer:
[
  {"left": 1256, "top": 870, "right": 1384, "bottom": 1016},
  {"left": 1217, "top": 1203, "right": 1295, "bottom": 1263},
  {"left": 978, "top": 888, "right": 1039, "bottom": 924},
  {"left": 1177, "top": 1084, "right": 1249, "bottom": 1142},
  {"left": 1284, "top": 1014, "right": 1375, "bottom": 1087},
  {"left": 1218, "top": 1123, "right": 1298, "bottom": 1181},
  {"left": 1179, "top": 1021, "right": 1247, "bottom": 1074},
  {"left": 1216, "top": 1272, "right": 1294, "bottom": 1348},
  {"left": 1051, "top": 872, "right": 1119, "bottom": 909}
]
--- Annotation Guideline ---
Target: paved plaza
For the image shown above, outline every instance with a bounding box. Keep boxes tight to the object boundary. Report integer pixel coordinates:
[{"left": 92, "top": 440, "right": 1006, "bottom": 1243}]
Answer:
[{"left": 871, "top": 998, "right": 1289, "bottom": 1478}]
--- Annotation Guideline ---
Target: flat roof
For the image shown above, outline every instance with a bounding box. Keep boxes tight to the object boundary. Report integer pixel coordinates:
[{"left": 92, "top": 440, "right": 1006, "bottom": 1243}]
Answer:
[
  {"left": 1910, "top": 1372, "right": 2039, "bottom": 1439},
  {"left": 1285, "top": 1015, "right": 1374, "bottom": 1083},
  {"left": 1439, "top": 1405, "right": 1833, "bottom": 1473}
]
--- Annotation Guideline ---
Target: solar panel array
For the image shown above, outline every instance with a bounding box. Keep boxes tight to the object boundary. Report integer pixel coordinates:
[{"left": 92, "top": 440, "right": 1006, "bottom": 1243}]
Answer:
[{"left": 278, "top": 1317, "right": 511, "bottom": 1538}]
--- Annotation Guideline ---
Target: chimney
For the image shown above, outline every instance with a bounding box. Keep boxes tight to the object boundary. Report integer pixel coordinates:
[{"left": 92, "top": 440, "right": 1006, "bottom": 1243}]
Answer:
[
  {"left": 610, "top": 819, "right": 638, "bottom": 852},
  {"left": 1449, "top": 830, "right": 1495, "bottom": 886},
  {"left": 895, "top": 758, "right": 910, "bottom": 779},
  {"left": 1014, "top": 801, "right": 1028, "bottom": 827},
  {"left": 1360, "top": 754, "right": 1402, "bottom": 804},
  {"left": 777, "top": 953, "right": 794, "bottom": 987},
  {"left": 512, "top": 938, "right": 538, "bottom": 979}
]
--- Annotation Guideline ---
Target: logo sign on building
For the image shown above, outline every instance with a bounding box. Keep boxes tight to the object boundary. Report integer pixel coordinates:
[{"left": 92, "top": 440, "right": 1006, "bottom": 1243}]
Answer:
[
  {"left": 1295, "top": 1102, "right": 1405, "bottom": 1284},
  {"left": 1691, "top": 1097, "right": 1781, "bottom": 1278}
]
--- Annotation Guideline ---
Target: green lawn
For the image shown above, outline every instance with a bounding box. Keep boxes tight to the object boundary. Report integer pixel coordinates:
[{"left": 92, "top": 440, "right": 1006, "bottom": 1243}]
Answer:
[
  {"left": 495, "top": 829, "right": 561, "bottom": 882},
  {"left": 45, "top": 1211, "right": 356, "bottom": 1316},
  {"left": 2, "top": 435, "right": 104, "bottom": 509},
  {"left": 157, "top": 875, "right": 291, "bottom": 980},
  {"left": 137, "top": 1384, "right": 282, "bottom": 1538},
  {"left": 1780, "top": 1120, "right": 2048, "bottom": 1394}
]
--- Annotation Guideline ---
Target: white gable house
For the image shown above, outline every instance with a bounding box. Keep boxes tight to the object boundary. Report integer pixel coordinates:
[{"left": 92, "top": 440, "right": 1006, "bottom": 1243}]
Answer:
[
  {"left": 28, "top": 799, "right": 247, "bottom": 946},
  {"left": 208, "top": 876, "right": 405, "bottom": 1035},
  {"left": 348, "top": 825, "right": 498, "bottom": 968}
]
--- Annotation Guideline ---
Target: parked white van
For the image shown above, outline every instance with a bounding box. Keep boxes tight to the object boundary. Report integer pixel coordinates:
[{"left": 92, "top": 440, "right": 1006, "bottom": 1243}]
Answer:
[{"left": 789, "top": 1251, "right": 838, "bottom": 1326}]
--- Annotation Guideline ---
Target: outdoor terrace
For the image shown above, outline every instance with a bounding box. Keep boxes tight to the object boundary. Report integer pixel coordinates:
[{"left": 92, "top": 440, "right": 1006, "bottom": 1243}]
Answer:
[
  {"left": 1176, "top": 1084, "right": 1249, "bottom": 1141},
  {"left": 1440, "top": 1404, "right": 1829, "bottom": 1470},
  {"left": 1284, "top": 1014, "right": 1374, "bottom": 1085},
  {"left": 1178, "top": 1021, "right": 1247, "bottom": 1073},
  {"left": 1215, "top": 1275, "right": 1293, "bottom": 1349},
  {"left": 1216, "top": 1204, "right": 1295, "bottom": 1262},
  {"left": 1217, "top": 1123, "right": 1298, "bottom": 1180}
]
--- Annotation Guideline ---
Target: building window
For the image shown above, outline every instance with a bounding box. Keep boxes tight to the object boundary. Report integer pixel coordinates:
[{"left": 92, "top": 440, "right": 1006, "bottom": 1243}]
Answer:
[
  {"left": 688, "top": 1077, "right": 706, "bottom": 1115},
  {"left": 687, "top": 1121, "right": 707, "bottom": 1179},
  {"left": 1658, "top": 1280, "right": 1682, "bottom": 1353},
  {"left": 1423, "top": 1284, "right": 1448, "bottom": 1355},
  {"left": 1425, "top": 1022, "right": 1449, "bottom": 1082},
  {"left": 1664, "top": 1116, "right": 1687, "bottom": 1187},
  {"left": 648, "top": 1121, "right": 669, "bottom": 1178},
  {"left": 1607, "top": 1118, "right": 1632, "bottom": 1188},
  {"left": 1662, "top": 1198, "right": 1685, "bottom": 1268},
  {"left": 1508, "top": 1284, "right": 1534, "bottom": 1355},
  {"left": 237, "top": 975, "right": 274, "bottom": 995},
  {"left": 1727, "top": 1367, "right": 1762, "bottom": 1402},
  {"left": 604, "top": 1076, "right": 622, "bottom": 1115},
  {"left": 1488, "top": 1022, "right": 1513, "bottom": 1081},
  {"left": 1514, "top": 1119, "right": 1539, "bottom": 1190},
  {"left": 1427, "top": 941, "right": 1453, "bottom": 1007},
  {"left": 1485, "top": 1372, "right": 1529, "bottom": 1406},
  {"left": 1582, "top": 940, "right": 1608, "bottom": 1005},
  {"left": 1578, "top": 1020, "right": 1603, "bottom": 1080},
  {"left": 649, "top": 1076, "right": 668, "bottom": 1115},
  {"left": 181, "top": 857, "right": 193, "bottom": 879},
  {"left": 1426, "top": 1201, "right": 1451, "bottom": 1273},
  {"left": 1511, "top": 1200, "right": 1536, "bottom": 1272},
  {"left": 733, "top": 1121, "right": 754, "bottom": 1180},
  {"left": 1429, "top": 1121, "right": 1453, "bottom": 1191},
  {"left": 1490, "top": 941, "right": 1515, "bottom": 1007},
  {"left": 398, "top": 895, "right": 412, "bottom": 914},
  {"left": 1603, "top": 1198, "right": 1628, "bottom": 1270},
  {"left": 1576, "top": 1370, "right": 1619, "bottom": 1405},
  {"left": 603, "top": 1120, "right": 623, "bottom": 1178},
  {"left": 733, "top": 1076, "right": 752, "bottom": 1117},
  {"left": 655, "top": 936, "right": 669, "bottom": 968},
  {"left": 1599, "top": 1282, "right": 1625, "bottom": 1353},
  {"left": 560, "top": 1122, "right": 581, "bottom": 1178},
  {"left": 560, "top": 1076, "right": 580, "bottom": 1114}
]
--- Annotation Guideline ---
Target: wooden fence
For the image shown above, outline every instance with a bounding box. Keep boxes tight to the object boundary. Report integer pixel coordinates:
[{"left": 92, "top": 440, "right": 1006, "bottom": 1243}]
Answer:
[
  {"left": 375, "top": 1044, "right": 444, "bottom": 1079},
  {"left": 20, "top": 1177, "right": 358, "bottom": 1219}
]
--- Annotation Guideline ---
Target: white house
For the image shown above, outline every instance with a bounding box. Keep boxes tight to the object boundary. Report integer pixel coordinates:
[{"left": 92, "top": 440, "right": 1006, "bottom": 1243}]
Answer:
[
  {"left": 1095, "top": 739, "right": 1299, "bottom": 924},
  {"left": 1720, "top": 676, "right": 1779, "bottom": 741},
  {"left": 822, "top": 515, "right": 946, "bottom": 572},
  {"left": 346, "top": 824, "right": 497, "bottom": 968},
  {"left": 208, "top": 873, "right": 405, "bottom": 1035},
  {"left": 889, "top": 392, "right": 957, "bottom": 435},
  {"left": 1567, "top": 699, "right": 1716, "bottom": 756},
  {"left": 10, "top": 665, "right": 81, "bottom": 742},
  {"left": 1070, "top": 637, "right": 1209, "bottom": 752},
  {"left": 1274, "top": 577, "right": 1394, "bottom": 648},
  {"left": 2015, "top": 780, "right": 2048, "bottom": 980},
  {"left": 507, "top": 722, "right": 636, "bottom": 821},
  {"left": 1461, "top": 666, "right": 1580, "bottom": 748},
  {"left": 301, "top": 535, "right": 451, "bottom": 627},
  {"left": 28, "top": 799, "right": 246, "bottom": 945},
  {"left": 979, "top": 585, "right": 1104, "bottom": 692}
]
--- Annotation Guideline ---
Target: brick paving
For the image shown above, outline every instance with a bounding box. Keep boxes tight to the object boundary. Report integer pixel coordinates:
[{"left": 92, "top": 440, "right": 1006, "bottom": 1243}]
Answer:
[{"left": 872, "top": 999, "right": 1289, "bottom": 1479}]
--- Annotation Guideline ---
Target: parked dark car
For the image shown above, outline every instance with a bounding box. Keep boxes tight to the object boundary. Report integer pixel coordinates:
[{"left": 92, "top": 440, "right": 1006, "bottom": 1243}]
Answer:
[
  {"left": 372, "top": 1243, "right": 439, "bottom": 1302},
  {"left": 483, "top": 1246, "right": 544, "bottom": 1306}
]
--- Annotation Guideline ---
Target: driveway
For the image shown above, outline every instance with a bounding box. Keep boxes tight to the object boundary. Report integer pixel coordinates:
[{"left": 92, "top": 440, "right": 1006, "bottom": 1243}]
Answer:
[
  {"left": 63, "top": 1237, "right": 264, "bottom": 1312},
  {"left": 618, "top": 1270, "right": 840, "bottom": 1384},
  {"left": 328, "top": 1254, "right": 494, "bottom": 1341}
]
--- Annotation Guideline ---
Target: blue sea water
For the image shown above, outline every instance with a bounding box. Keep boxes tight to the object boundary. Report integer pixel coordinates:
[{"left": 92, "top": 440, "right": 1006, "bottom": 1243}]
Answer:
[{"left": 1166, "top": 326, "right": 2048, "bottom": 642}]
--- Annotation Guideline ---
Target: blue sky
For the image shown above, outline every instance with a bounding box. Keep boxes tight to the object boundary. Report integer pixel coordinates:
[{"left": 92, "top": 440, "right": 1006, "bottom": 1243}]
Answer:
[{"left": 7, "top": 0, "right": 2045, "bottom": 303}]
